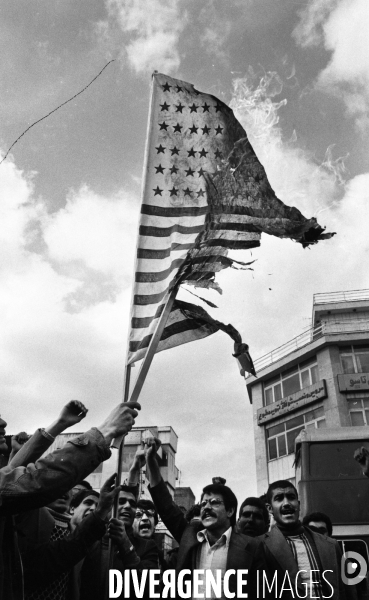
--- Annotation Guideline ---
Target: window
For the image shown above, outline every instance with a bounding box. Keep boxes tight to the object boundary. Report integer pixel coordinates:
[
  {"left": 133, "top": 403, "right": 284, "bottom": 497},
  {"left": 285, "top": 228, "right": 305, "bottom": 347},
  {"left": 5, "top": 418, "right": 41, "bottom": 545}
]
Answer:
[
  {"left": 348, "top": 398, "right": 369, "bottom": 426},
  {"left": 266, "top": 407, "right": 326, "bottom": 461},
  {"left": 340, "top": 346, "right": 369, "bottom": 374},
  {"left": 264, "top": 359, "right": 318, "bottom": 405}
]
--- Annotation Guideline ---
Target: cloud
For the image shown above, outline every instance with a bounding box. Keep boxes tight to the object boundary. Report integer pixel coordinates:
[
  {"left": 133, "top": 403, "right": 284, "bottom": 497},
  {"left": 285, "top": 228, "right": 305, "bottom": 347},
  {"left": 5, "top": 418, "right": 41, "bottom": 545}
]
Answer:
[
  {"left": 293, "top": 0, "right": 369, "bottom": 131},
  {"left": 199, "top": 23, "right": 232, "bottom": 65},
  {"left": 0, "top": 155, "right": 139, "bottom": 431},
  {"left": 292, "top": 0, "right": 339, "bottom": 47},
  {"left": 1, "top": 64, "right": 368, "bottom": 502},
  {"left": 103, "top": 0, "right": 187, "bottom": 74},
  {"left": 43, "top": 185, "right": 138, "bottom": 285}
]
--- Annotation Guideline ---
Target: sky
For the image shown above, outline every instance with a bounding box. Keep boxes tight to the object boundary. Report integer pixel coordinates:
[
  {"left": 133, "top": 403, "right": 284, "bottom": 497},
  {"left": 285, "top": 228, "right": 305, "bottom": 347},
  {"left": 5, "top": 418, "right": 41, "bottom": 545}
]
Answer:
[{"left": 1, "top": 0, "right": 369, "bottom": 501}]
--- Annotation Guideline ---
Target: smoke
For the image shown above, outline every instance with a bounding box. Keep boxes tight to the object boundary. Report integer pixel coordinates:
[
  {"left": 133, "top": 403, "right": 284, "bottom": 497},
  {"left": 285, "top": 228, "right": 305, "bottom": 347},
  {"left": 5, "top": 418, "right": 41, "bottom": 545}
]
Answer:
[{"left": 230, "top": 68, "right": 346, "bottom": 217}]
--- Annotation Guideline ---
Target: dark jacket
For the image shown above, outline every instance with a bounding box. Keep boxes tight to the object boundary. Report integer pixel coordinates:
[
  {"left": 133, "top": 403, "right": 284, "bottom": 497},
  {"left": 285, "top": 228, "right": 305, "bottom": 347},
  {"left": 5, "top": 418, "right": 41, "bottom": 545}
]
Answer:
[
  {"left": 150, "top": 478, "right": 267, "bottom": 598},
  {"left": 0, "top": 427, "right": 110, "bottom": 600},
  {"left": 16, "top": 507, "right": 107, "bottom": 598},
  {"left": 261, "top": 524, "right": 346, "bottom": 600},
  {"left": 79, "top": 531, "right": 160, "bottom": 599}
]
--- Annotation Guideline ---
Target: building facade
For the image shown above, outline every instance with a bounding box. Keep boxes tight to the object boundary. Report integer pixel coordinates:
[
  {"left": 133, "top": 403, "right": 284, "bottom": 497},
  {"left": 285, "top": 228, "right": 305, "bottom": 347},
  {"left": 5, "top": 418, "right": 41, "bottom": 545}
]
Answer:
[
  {"left": 43, "top": 425, "right": 186, "bottom": 556},
  {"left": 246, "top": 289, "right": 369, "bottom": 495},
  {"left": 43, "top": 425, "right": 180, "bottom": 496}
]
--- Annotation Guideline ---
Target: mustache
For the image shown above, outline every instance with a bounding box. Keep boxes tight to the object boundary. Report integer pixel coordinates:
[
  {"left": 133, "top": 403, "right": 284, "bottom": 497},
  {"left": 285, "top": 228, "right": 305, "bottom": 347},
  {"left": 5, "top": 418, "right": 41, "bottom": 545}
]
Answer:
[{"left": 201, "top": 510, "right": 216, "bottom": 519}]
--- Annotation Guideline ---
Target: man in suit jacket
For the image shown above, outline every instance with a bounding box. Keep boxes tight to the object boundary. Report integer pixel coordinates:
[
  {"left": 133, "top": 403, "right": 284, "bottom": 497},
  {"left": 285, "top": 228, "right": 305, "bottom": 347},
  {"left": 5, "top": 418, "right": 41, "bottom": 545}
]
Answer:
[
  {"left": 146, "top": 439, "right": 267, "bottom": 599},
  {"left": 261, "top": 479, "right": 346, "bottom": 600}
]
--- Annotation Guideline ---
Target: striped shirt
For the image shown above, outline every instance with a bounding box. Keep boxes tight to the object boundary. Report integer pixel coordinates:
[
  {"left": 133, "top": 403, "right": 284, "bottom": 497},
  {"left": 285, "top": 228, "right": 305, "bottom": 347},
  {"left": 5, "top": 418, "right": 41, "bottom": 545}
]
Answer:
[
  {"left": 194, "top": 527, "right": 232, "bottom": 600},
  {"left": 285, "top": 533, "right": 323, "bottom": 599}
]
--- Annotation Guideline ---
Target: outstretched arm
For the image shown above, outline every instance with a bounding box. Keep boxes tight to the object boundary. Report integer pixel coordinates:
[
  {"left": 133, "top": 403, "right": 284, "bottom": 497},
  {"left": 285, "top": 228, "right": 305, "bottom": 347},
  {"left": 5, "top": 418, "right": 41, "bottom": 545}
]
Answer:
[
  {"left": 0, "top": 401, "right": 141, "bottom": 515},
  {"left": 9, "top": 400, "right": 88, "bottom": 467}
]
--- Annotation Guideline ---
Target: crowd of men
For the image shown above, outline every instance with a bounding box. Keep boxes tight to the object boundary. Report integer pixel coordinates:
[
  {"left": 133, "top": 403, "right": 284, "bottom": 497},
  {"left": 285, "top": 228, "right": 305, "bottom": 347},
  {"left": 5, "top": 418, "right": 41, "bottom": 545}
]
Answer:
[{"left": 1, "top": 400, "right": 369, "bottom": 600}]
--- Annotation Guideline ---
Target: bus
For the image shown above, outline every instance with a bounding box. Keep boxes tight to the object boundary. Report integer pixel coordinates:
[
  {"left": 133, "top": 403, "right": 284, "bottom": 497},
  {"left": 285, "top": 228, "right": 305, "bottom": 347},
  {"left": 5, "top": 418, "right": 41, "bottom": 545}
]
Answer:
[{"left": 295, "top": 427, "right": 369, "bottom": 600}]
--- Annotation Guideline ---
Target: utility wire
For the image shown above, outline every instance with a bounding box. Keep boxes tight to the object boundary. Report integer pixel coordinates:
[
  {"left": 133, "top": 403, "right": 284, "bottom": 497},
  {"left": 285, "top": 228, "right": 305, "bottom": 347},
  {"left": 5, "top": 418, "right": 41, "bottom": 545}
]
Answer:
[{"left": 0, "top": 59, "right": 115, "bottom": 166}]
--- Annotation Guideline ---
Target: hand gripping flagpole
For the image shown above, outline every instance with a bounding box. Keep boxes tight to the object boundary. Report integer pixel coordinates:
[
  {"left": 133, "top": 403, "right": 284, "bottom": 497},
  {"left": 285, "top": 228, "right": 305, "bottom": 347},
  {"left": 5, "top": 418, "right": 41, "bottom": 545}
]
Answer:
[{"left": 107, "top": 286, "right": 178, "bottom": 585}]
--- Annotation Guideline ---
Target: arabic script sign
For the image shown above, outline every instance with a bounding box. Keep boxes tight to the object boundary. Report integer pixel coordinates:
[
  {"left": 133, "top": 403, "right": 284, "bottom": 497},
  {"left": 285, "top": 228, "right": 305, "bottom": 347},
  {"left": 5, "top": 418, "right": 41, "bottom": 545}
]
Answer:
[
  {"left": 338, "top": 373, "right": 369, "bottom": 392},
  {"left": 257, "top": 380, "right": 327, "bottom": 425}
]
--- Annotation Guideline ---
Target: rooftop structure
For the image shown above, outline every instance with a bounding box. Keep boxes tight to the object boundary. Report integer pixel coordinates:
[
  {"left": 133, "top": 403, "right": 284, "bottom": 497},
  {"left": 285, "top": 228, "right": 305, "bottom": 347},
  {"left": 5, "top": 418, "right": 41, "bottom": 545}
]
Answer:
[{"left": 246, "top": 289, "right": 369, "bottom": 494}]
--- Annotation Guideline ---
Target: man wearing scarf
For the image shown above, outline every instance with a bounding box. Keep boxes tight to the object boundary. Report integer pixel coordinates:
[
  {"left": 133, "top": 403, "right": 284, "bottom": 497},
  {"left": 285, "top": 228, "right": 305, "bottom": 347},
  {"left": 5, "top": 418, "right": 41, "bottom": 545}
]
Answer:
[{"left": 261, "top": 479, "right": 346, "bottom": 600}]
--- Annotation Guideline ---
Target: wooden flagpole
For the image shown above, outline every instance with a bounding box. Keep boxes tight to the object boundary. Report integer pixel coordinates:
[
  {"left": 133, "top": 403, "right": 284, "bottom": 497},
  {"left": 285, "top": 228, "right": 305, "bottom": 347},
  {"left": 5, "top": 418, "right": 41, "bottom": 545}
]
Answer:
[
  {"left": 107, "top": 286, "right": 178, "bottom": 583},
  {"left": 112, "top": 284, "right": 178, "bottom": 451}
]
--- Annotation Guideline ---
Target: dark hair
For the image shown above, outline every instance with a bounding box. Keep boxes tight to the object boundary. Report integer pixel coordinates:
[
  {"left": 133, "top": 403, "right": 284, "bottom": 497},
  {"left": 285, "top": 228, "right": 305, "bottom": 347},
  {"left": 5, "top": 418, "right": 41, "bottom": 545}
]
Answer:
[
  {"left": 239, "top": 497, "right": 269, "bottom": 523},
  {"left": 186, "top": 503, "right": 201, "bottom": 523},
  {"left": 266, "top": 480, "right": 298, "bottom": 504},
  {"left": 70, "top": 489, "right": 99, "bottom": 510},
  {"left": 201, "top": 483, "right": 238, "bottom": 527},
  {"left": 76, "top": 480, "right": 92, "bottom": 491},
  {"left": 120, "top": 485, "right": 139, "bottom": 500},
  {"left": 137, "top": 499, "right": 158, "bottom": 525},
  {"left": 302, "top": 512, "right": 333, "bottom": 537}
]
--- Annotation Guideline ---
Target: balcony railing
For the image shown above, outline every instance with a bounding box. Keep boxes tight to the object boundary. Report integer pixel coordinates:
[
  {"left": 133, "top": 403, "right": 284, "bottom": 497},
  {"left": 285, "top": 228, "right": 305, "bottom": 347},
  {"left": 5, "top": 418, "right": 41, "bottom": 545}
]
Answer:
[
  {"left": 248, "top": 318, "right": 369, "bottom": 377},
  {"left": 314, "top": 289, "right": 369, "bottom": 305}
]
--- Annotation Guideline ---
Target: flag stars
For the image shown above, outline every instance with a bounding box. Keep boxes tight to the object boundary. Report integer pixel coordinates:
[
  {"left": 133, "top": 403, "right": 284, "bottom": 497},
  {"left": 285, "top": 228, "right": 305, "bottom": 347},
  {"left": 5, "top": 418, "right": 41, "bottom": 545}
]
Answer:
[
  {"left": 188, "top": 148, "right": 196, "bottom": 157},
  {"left": 202, "top": 103, "right": 210, "bottom": 112},
  {"left": 197, "top": 189, "right": 205, "bottom": 197},
  {"left": 215, "top": 125, "right": 223, "bottom": 135},
  {"left": 199, "top": 148, "right": 208, "bottom": 158},
  {"left": 156, "top": 144, "right": 165, "bottom": 154},
  {"left": 173, "top": 123, "right": 183, "bottom": 133},
  {"left": 162, "top": 82, "right": 171, "bottom": 92},
  {"left": 214, "top": 149, "right": 222, "bottom": 159},
  {"left": 198, "top": 167, "right": 206, "bottom": 177},
  {"left": 159, "top": 121, "right": 169, "bottom": 130},
  {"left": 175, "top": 85, "right": 183, "bottom": 93},
  {"left": 170, "top": 165, "right": 179, "bottom": 174},
  {"left": 169, "top": 187, "right": 179, "bottom": 196},
  {"left": 189, "top": 103, "right": 199, "bottom": 113},
  {"left": 215, "top": 102, "right": 222, "bottom": 112},
  {"left": 189, "top": 125, "right": 198, "bottom": 134},
  {"left": 160, "top": 102, "right": 170, "bottom": 111},
  {"left": 185, "top": 167, "right": 195, "bottom": 177},
  {"left": 170, "top": 146, "right": 179, "bottom": 156},
  {"left": 202, "top": 125, "right": 211, "bottom": 135},
  {"left": 175, "top": 102, "right": 185, "bottom": 113},
  {"left": 153, "top": 186, "right": 163, "bottom": 196},
  {"left": 155, "top": 164, "right": 165, "bottom": 174},
  {"left": 183, "top": 187, "right": 192, "bottom": 197}
]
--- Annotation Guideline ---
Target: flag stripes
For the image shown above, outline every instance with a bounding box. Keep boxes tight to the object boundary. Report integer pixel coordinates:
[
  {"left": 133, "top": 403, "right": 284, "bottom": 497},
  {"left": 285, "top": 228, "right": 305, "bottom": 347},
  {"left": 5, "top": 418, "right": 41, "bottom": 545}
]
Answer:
[
  {"left": 128, "top": 300, "right": 226, "bottom": 363},
  {"left": 127, "top": 72, "right": 334, "bottom": 364}
]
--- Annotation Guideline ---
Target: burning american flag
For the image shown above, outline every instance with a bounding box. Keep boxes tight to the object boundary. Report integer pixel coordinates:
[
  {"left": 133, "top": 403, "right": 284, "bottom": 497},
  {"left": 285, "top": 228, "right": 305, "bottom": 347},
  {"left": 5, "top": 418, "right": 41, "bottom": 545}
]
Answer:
[{"left": 127, "top": 72, "right": 334, "bottom": 365}]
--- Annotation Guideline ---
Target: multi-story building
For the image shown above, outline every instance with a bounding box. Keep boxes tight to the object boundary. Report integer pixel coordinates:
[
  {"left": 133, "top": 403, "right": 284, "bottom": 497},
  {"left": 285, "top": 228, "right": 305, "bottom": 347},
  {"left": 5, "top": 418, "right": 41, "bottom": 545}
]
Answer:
[
  {"left": 246, "top": 289, "right": 369, "bottom": 494},
  {"left": 44, "top": 425, "right": 180, "bottom": 496}
]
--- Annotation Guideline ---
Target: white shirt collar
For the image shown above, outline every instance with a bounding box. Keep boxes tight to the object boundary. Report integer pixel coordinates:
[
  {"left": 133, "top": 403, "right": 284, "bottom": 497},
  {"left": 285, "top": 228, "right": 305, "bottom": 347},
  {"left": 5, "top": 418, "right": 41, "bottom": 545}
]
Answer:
[{"left": 197, "top": 526, "right": 232, "bottom": 547}]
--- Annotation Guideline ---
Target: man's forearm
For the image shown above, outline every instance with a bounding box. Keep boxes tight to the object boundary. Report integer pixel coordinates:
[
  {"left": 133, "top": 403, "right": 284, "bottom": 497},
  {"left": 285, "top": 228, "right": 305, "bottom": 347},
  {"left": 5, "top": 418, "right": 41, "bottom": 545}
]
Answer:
[{"left": 146, "top": 457, "right": 161, "bottom": 488}]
